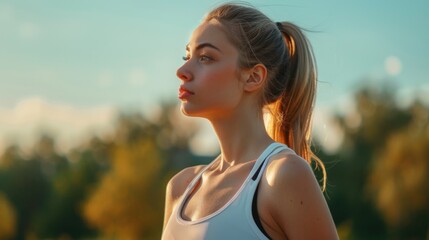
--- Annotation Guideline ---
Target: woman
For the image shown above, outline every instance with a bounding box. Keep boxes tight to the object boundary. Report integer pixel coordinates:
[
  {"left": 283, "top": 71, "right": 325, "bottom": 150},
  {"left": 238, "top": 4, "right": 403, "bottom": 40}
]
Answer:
[{"left": 162, "top": 3, "right": 338, "bottom": 239}]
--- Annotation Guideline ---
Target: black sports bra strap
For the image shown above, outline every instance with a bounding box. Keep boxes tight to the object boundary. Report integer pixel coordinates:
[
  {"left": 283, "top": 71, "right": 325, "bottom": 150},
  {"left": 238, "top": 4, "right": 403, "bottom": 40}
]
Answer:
[
  {"left": 251, "top": 145, "right": 286, "bottom": 181},
  {"left": 252, "top": 160, "right": 266, "bottom": 181}
]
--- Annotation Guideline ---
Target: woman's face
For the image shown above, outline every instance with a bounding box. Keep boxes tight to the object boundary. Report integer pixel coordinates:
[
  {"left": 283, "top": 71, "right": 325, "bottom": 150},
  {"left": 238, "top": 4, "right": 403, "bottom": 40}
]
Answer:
[{"left": 177, "top": 20, "right": 245, "bottom": 119}]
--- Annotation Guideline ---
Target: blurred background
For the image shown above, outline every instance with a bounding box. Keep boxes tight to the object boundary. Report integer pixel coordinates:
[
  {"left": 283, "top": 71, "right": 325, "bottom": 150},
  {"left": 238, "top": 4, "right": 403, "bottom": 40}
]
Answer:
[{"left": 0, "top": 0, "right": 428, "bottom": 239}]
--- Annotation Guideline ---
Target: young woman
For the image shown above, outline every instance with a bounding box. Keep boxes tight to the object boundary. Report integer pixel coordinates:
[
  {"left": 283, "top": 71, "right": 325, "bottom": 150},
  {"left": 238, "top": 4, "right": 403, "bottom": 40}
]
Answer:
[{"left": 162, "top": 3, "right": 338, "bottom": 240}]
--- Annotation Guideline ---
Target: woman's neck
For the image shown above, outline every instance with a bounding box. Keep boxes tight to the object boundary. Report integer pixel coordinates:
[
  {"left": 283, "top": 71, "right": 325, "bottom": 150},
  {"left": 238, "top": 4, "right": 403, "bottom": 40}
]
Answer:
[{"left": 208, "top": 108, "right": 273, "bottom": 171}]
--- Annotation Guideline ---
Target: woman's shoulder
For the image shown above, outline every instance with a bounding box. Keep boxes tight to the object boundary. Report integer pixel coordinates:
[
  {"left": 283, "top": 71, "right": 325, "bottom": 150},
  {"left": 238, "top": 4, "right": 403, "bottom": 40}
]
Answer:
[
  {"left": 265, "top": 151, "right": 316, "bottom": 188},
  {"left": 261, "top": 150, "right": 323, "bottom": 220},
  {"left": 264, "top": 151, "right": 322, "bottom": 204}
]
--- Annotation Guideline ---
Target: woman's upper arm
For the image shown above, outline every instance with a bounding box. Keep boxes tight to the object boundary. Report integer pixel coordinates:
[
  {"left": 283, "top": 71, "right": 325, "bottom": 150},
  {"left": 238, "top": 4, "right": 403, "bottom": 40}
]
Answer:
[{"left": 265, "top": 155, "right": 339, "bottom": 240}]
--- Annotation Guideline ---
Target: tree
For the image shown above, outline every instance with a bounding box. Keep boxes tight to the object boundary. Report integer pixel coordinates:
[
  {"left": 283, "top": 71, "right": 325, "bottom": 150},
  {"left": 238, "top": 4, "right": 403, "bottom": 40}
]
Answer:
[
  {"left": 84, "top": 138, "right": 164, "bottom": 239},
  {"left": 33, "top": 137, "right": 110, "bottom": 239},
  {"left": 321, "top": 84, "right": 416, "bottom": 239},
  {"left": 368, "top": 102, "right": 429, "bottom": 238},
  {"left": 0, "top": 143, "right": 51, "bottom": 240},
  {"left": 0, "top": 192, "right": 16, "bottom": 239}
]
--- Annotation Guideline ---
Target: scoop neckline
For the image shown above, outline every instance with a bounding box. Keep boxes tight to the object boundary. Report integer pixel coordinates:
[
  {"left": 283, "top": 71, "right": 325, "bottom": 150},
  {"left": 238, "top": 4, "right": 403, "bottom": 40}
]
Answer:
[{"left": 177, "top": 142, "right": 281, "bottom": 225}]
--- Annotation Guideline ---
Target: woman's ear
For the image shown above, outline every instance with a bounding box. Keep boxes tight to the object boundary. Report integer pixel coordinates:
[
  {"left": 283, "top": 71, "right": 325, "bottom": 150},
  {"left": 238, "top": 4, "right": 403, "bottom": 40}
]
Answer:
[{"left": 242, "top": 64, "right": 267, "bottom": 92}]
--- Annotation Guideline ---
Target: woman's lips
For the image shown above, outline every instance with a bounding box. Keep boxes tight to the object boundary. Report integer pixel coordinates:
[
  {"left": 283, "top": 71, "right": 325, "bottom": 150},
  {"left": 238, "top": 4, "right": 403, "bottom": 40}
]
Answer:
[{"left": 179, "top": 86, "right": 195, "bottom": 100}]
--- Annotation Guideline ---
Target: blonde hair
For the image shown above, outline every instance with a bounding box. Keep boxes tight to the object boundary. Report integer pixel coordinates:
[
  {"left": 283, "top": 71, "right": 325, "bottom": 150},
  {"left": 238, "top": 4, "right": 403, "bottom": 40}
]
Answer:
[{"left": 205, "top": 3, "right": 326, "bottom": 190}]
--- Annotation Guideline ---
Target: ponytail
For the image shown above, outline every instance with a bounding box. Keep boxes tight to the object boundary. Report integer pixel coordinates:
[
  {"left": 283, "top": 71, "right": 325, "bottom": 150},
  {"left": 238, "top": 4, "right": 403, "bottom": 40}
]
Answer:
[{"left": 267, "top": 22, "right": 327, "bottom": 190}]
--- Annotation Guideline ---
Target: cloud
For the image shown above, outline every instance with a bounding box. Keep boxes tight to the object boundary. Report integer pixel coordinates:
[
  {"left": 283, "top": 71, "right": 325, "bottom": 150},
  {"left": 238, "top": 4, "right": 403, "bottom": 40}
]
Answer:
[{"left": 0, "top": 97, "right": 117, "bottom": 154}]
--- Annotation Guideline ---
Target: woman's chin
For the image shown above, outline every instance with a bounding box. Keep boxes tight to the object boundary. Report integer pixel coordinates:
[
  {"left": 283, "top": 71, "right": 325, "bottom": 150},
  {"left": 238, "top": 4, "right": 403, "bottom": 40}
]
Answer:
[{"left": 180, "top": 104, "right": 199, "bottom": 117}]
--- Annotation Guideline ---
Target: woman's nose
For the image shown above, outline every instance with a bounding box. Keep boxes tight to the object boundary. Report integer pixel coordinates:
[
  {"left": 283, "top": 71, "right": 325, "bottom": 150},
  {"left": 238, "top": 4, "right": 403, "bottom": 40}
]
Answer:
[{"left": 176, "top": 64, "right": 192, "bottom": 82}]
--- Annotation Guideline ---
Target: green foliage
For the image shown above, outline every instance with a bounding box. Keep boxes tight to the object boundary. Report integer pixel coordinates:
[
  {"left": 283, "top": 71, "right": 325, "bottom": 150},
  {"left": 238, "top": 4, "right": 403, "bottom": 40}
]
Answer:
[
  {"left": 33, "top": 139, "right": 108, "bottom": 239},
  {"left": 319, "top": 84, "right": 429, "bottom": 239},
  {"left": 368, "top": 102, "right": 429, "bottom": 238},
  {"left": 0, "top": 144, "right": 52, "bottom": 240}
]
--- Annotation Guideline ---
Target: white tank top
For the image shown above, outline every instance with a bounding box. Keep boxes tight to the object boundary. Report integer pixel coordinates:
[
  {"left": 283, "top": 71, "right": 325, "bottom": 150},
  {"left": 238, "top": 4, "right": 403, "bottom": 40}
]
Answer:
[{"left": 162, "top": 142, "right": 291, "bottom": 240}]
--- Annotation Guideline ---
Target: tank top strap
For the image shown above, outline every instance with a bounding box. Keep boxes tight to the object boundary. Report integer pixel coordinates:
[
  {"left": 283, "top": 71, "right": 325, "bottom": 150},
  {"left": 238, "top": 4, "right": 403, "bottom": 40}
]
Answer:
[
  {"left": 249, "top": 142, "right": 286, "bottom": 181},
  {"left": 251, "top": 143, "right": 292, "bottom": 182}
]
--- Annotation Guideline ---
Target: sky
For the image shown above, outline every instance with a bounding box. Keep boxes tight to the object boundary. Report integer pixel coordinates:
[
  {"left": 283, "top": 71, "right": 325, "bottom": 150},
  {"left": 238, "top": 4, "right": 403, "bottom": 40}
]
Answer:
[{"left": 0, "top": 0, "right": 428, "bottom": 154}]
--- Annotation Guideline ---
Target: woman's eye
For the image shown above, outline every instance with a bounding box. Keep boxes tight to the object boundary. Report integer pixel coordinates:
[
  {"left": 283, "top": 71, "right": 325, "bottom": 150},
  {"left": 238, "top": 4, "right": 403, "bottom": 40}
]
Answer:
[
  {"left": 199, "top": 55, "right": 212, "bottom": 62},
  {"left": 182, "top": 55, "right": 212, "bottom": 62}
]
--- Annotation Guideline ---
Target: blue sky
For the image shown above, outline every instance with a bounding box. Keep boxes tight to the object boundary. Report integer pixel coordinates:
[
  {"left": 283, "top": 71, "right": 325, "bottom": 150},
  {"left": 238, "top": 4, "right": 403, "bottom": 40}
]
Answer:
[{"left": 0, "top": 0, "right": 428, "bottom": 153}]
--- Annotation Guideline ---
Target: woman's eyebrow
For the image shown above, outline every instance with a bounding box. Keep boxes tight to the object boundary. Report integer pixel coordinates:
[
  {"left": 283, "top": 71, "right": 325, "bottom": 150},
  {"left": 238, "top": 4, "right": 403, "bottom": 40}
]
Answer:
[{"left": 186, "top": 42, "right": 222, "bottom": 53}]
